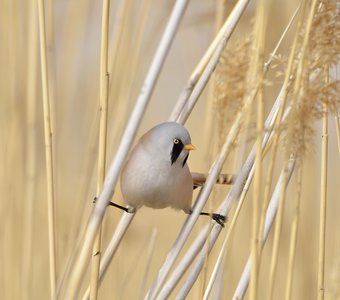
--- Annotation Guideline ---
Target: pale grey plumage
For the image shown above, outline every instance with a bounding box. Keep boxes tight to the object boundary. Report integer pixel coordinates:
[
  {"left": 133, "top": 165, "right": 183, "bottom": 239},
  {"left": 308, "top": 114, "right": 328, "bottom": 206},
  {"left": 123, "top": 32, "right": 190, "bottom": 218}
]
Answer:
[{"left": 120, "top": 122, "right": 194, "bottom": 213}]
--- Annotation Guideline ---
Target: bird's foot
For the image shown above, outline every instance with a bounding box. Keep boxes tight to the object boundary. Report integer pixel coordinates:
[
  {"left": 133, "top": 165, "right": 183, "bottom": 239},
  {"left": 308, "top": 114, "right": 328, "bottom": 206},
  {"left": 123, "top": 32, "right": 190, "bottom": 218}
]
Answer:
[
  {"left": 108, "top": 201, "right": 131, "bottom": 213},
  {"left": 189, "top": 208, "right": 226, "bottom": 227},
  {"left": 212, "top": 213, "right": 226, "bottom": 227},
  {"left": 93, "top": 197, "right": 133, "bottom": 213}
]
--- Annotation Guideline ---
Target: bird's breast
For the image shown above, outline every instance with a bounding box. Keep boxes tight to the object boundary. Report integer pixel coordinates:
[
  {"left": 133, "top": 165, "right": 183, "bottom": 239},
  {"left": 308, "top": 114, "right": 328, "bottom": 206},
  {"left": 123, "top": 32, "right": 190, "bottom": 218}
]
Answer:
[{"left": 120, "top": 148, "right": 193, "bottom": 211}]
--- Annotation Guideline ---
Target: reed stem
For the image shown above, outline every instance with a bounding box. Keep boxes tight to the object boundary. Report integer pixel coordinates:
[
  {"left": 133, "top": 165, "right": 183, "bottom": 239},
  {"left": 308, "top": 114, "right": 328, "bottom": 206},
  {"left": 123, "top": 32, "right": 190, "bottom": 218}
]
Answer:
[
  {"left": 37, "top": 0, "right": 57, "bottom": 297},
  {"left": 334, "top": 113, "right": 340, "bottom": 157},
  {"left": 250, "top": 2, "right": 266, "bottom": 298},
  {"left": 233, "top": 158, "right": 296, "bottom": 299},
  {"left": 317, "top": 67, "right": 329, "bottom": 300},
  {"left": 90, "top": 0, "right": 111, "bottom": 299},
  {"left": 22, "top": 4, "right": 38, "bottom": 298},
  {"left": 285, "top": 165, "right": 303, "bottom": 300}
]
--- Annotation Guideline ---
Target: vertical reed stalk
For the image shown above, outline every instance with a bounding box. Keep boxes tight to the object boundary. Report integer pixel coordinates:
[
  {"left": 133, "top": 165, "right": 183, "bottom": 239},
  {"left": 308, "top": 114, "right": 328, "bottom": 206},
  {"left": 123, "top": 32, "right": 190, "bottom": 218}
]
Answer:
[
  {"left": 90, "top": 0, "right": 111, "bottom": 299},
  {"left": 198, "top": 2, "right": 228, "bottom": 292},
  {"left": 317, "top": 67, "right": 329, "bottom": 300},
  {"left": 22, "top": 4, "right": 38, "bottom": 298},
  {"left": 334, "top": 113, "right": 340, "bottom": 157},
  {"left": 250, "top": 2, "right": 266, "bottom": 299},
  {"left": 37, "top": 0, "right": 56, "bottom": 297},
  {"left": 285, "top": 165, "right": 303, "bottom": 300}
]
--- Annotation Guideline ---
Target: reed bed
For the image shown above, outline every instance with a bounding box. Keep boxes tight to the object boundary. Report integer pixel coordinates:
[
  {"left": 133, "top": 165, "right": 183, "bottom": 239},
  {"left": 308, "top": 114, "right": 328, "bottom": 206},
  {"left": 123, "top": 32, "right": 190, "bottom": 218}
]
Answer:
[{"left": 1, "top": 0, "right": 339, "bottom": 299}]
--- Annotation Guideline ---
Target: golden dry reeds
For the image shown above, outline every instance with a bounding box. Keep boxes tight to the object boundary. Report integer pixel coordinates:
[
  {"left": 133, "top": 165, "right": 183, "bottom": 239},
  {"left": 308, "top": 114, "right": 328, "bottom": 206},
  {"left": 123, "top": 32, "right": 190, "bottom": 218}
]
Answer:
[{"left": 1, "top": 0, "right": 340, "bottom": 299}]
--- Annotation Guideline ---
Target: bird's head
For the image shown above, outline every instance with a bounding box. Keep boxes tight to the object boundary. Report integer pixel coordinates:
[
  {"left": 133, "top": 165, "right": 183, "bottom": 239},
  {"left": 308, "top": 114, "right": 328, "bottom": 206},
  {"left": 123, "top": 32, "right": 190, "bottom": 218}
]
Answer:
[{"left": 142, "top": 122, "right": 195, "bottom": 167}]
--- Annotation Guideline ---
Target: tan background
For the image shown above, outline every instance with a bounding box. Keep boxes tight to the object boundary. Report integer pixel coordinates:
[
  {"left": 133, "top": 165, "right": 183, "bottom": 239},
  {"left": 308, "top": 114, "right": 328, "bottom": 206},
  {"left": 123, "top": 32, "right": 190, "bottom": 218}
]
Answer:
[{"left": 0, "top": 0, "right": 339, "bottom": 299}]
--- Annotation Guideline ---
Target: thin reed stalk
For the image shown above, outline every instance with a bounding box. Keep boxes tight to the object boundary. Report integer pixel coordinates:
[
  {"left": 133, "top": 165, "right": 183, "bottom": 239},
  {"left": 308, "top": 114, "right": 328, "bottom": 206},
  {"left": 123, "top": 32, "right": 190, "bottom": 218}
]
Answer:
[
  {"left": 109, "top": 0, "right": 151, "bottom": 146},
  {"left": 46, "top": 0, "right": 56, "bottom": 129},
  {"left": 170, "top": 0, "right": 250, "bottom": 121},
  {"left": 264, "top": 2, "right": 301, "bottom": 71},
  {"left": 198, "top": 226, "right": 212, "bottom": 299},
  {"left": 65, "top": 1, "right": 189, "bottom": 297},
  {"left": 90, "top": 0, "right": 111, "bottom": 299},
  {"left": 317, "top": 68, "right": 329, "bottom": 300},
  {"left": 285, "top": 165, "right": 303, "bottom": 300},
  {"left": 22, "top": 5, "right": 38, "bottom": 299},
  {"left": 82, "top": 212, "right": 135, "bottom": 300},
  {"left": 204, "top": 104, "right": 293, "bottom": 300},
  {"left": 249, "top": 3, "right": 266, "bottom": 299},
  {"left": 155, "top": 225, "right": 211, "bottom": 300},
  {"left": 203, "top": 0, "right": 229, "bottom": 148},
  {"left": 174, "top": 160, "right": 296, "bottom": 300},
  {"left": 81, "top": 5, "right": 150, "bottom": 299},
  {"left": 175, "top": 226, "right": 224, "bottom": 300},
  {"left": 267, "top": 164, "right": 290, "bottom": 299},
  {"left": 37, "top": 0, "right": 56, "bottom": 297},
  {"left": 108, "top": 0, "right": 131, "bottom": 92},
  {"left": 257, "top": 1, "right": 303, "bottom": 257},
  {"left": 203, "top": 166, "right": 255, "bottom": 300},
  {"left": 267, "top": 1, "right": 319, "bottom": 297},
  {"left": 335, "top": 114, "right": 340, "bottom": 157},
  {"left": 233, "top": 157, "right": 296, "bottom": 300},
  {"left": 56, "top": 111, "right": 100, "bottom": 298}
]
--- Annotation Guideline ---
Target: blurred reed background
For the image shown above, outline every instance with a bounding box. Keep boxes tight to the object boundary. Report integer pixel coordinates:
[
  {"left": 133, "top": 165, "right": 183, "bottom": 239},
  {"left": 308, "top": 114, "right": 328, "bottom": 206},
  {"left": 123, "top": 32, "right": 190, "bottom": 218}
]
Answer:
[{"left": 0, "top": 0, "right": 339, "bottom": 299}]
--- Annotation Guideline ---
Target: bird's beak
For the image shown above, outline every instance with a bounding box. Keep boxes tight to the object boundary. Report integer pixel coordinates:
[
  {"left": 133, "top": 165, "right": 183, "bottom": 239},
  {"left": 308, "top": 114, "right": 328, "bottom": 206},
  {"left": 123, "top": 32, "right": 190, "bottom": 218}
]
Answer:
[{"left": 184, "top": 143, "right": 196, "bottom": 151}]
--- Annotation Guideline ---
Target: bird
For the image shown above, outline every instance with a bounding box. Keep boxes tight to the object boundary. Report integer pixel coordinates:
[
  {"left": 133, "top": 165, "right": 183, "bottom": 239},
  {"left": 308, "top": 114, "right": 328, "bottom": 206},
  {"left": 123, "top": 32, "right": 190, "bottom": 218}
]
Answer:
[{"left": 106, "top": 122, "right": 225, "bottom": 226}]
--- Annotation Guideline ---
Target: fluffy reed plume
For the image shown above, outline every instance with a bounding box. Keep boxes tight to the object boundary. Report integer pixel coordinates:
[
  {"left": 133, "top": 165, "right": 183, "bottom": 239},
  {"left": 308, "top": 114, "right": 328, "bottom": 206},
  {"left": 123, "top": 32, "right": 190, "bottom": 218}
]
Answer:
[
  {"left": 213, "top": 37, "right": 252, "bottom": 143},
  {"left": 284, "top": 0, "right": 340, "bottom": 157}
]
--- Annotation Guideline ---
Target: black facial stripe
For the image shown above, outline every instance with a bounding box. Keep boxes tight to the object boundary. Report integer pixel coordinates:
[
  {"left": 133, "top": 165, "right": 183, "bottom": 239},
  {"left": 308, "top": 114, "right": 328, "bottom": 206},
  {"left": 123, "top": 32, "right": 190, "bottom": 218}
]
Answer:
[
  {"left": 171, "top": 140, "right": 184, "bottom": 165},
  {"left": 182, "top": 153, "right": 189, "bottom": 167}
]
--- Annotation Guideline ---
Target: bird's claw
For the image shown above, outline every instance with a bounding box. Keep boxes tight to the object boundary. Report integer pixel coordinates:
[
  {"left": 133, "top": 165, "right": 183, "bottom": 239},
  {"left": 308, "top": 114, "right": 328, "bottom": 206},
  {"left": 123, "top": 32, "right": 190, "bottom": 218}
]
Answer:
[{"left": 212, "top": 213, "right": 226, "bottom": 227}]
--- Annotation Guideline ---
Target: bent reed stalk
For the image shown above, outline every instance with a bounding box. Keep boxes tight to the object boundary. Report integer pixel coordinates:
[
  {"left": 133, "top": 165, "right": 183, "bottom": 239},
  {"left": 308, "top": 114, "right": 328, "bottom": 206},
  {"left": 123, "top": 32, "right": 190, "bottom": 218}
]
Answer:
[
  {"left": 64, "top": 1, "right": 189, "bottom": 298},
  {"left": 157, "top": 81, "right": 291, "bottom": 299}
]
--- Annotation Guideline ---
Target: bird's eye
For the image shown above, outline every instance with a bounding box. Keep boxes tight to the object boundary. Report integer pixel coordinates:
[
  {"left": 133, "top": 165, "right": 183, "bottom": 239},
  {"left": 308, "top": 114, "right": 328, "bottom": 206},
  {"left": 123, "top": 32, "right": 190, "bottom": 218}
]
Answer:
[{"left": 173, "top": 138, "right": 180, "bottom": 144}]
